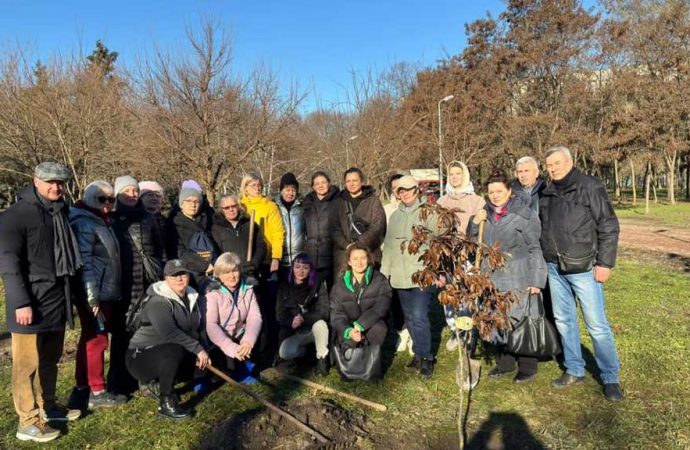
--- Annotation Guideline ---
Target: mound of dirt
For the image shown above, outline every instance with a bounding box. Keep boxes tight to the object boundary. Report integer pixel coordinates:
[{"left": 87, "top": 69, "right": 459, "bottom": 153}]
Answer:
[{"left": 201, "top": 399, "right": 373, "bottom": 450}]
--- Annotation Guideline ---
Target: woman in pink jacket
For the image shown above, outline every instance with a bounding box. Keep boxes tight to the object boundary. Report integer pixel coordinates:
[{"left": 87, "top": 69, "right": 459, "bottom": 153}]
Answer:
[{"left": 205, "top": 252, "right": 262, "bottom": 378}]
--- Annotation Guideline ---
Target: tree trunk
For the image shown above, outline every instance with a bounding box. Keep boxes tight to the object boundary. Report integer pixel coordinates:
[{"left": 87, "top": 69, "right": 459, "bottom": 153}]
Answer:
[
  {"left": 652, "top": 170, "right": 658, "bottom": 204},
  {"left": 630, "top": 159, "right": 637, "bottom": 205},
  {"left": 664, "top": 150, "right": 677, "bottom": 205},
  {"left": 644, "top": 160, "right": 651, "bottom": 214},
  {"left": 685, "top": 152, "right": 690, "bottom": 201},
  {"left": 614, "top": 159, "right": 621, "bottom": 203}
]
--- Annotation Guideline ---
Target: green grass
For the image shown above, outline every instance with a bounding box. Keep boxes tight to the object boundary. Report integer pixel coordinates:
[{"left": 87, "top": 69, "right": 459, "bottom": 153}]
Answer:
[
  {"left": 1, "top": 258, "right": 689, "bottom": 449},
  {"left": 614, "top": 200, "right": 690, "bottom": 227}
]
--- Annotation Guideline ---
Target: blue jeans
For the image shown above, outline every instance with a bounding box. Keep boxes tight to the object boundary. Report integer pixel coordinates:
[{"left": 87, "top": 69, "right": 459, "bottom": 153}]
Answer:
[
  {"left": 398, "top": 288, "right": 433, "bottom": 359},
  {"left": 547, "top": 263, "right": 620, "bottom": 384}
]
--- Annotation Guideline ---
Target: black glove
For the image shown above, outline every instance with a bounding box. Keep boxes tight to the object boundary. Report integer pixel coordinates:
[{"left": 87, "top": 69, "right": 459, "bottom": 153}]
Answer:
[{"left": 241, "top": 262, "right": 257, "bottom": 275}]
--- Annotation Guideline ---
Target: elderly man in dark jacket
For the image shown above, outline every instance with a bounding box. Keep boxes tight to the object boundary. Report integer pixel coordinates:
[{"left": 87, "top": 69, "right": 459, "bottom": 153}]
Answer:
[
  {"left": 511, "top": 156, "right": 546, "bottom": 214},
  {"left": 539, "top": 146, "right": 623, "bottom": 401},
  {"left": 0, "top": 162, "right": 83, "bottom": 442}
]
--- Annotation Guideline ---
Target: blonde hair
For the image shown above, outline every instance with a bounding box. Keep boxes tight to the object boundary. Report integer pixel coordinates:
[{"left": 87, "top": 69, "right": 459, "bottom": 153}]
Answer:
[
  {"left": 213, "top": 252, "right": 242, "bottom": 278},
  {"left": 240, "top": 172, "right": 263, "bottom": 197}
]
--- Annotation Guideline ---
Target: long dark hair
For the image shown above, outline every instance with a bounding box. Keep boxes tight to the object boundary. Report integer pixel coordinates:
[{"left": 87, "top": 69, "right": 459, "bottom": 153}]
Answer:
[{"left": 289, "top": 253, "right": 318, "bottom": 288}]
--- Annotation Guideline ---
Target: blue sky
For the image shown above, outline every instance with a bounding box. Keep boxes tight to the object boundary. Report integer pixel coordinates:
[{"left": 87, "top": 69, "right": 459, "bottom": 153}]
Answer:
[{"left": 0, "top": 1, "right": 595, "bottom": 112}]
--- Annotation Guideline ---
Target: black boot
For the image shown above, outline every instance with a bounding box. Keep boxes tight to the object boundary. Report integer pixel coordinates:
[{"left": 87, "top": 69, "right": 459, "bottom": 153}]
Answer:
[
  {"left": 406, "top": 355, "right": 421, "bottom": 371},
  {"left": 158, "top": 395, "right": 192, "bottom": 421},
  {"left": 315, "top": 357, "right": 329, "bottom": 376},
  {"left": 420, "top": 358, "right": 435, "bottom": 380}
]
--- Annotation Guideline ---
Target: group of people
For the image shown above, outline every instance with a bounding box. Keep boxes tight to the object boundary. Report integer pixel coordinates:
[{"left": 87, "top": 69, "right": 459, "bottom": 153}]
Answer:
[{"left": 0, "top": 145, "right": 624, "bottom": 443}]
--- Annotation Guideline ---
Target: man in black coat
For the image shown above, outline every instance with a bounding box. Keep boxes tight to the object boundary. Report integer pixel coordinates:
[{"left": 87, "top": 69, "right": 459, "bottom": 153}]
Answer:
[
  {"left": 539, "top": 146, "right": 623, "bottom": 401},
  {"left": 0, "top": 162, "right": 83, "bottom": 442},
  {"left": 511, "top": 155, "right": 546, "bottom": 214}
]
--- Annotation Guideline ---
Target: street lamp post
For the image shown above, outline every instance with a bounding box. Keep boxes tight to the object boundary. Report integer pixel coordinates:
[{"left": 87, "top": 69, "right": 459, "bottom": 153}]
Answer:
[
  {"left": 437, "top": 95, "right": 454, "bottom": 197},
  {"left": 345, "top": 134, "right": 359, "bottom": 169}
]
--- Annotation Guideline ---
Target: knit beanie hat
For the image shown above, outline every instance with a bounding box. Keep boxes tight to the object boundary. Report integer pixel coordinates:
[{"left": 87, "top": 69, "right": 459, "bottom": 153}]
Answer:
[
  {"left": 114, "top": 175, "right": 139, "bottom": 195},
  {"left": 279, "top": 172, "right": 299, "bottom": 192},
  {"left": 139, "top": 180, "right": 164, "bottom": 197},
  {"left": 83, "top": 180, "right": 114, "bottom": 209},
  {"left": 178, "top": 187, "right": 202, "bottom": 208},
  {"left": 181, "top": 179, "right": 203, "bottom": 193}
]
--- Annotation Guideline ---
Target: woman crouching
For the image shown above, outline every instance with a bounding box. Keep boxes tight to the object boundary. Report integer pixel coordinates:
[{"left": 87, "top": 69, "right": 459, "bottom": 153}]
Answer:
[
  {"left": 205, "top": 253, "right": 262, "bottom": 381},
  {"left": 275, "top": 253, "right": 330, "bottom": 375},
  {"left": 330, "top": 244, "right": 391, "bottom": 381},
  {"left": 126, "top": 259, "right": 210, "bottom": 420}
]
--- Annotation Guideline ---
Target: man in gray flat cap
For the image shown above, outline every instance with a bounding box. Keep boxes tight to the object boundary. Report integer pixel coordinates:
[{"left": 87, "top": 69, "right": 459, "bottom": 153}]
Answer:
[{"left": 0, "top": 161, "right": 83, "bottom": 442}]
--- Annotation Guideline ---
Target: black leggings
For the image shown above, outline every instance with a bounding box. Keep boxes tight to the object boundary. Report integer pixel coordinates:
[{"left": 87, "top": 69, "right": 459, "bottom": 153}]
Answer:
[{"left": 125, "top": 344, "right": 198, "bottom": 396}]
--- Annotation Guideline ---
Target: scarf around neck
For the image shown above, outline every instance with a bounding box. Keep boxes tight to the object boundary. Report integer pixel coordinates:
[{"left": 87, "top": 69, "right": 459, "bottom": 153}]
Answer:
[{"left": 38, "top": 191, "right": 83, "bottom": 277}]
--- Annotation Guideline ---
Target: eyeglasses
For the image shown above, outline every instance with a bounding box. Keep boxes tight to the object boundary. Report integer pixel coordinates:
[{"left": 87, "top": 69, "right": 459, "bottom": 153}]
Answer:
[
  {"left": 97, "top": 196, "right": 116, "bottom": 204},
  {"left": 183, "top": 199, "right": 201, "bottom": 205},
  {"left": 221, "top": 204, "right": 239, "bottom": 210}
]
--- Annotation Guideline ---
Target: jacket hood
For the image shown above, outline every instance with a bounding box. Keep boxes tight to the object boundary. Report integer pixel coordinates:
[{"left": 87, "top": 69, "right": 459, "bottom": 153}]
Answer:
[
  {"left": 17, "top": 184, "right": 41, "bottom": 204},
  {"left": 148, "top": 280, "right": 199, "bottom": 311},
  {"left": 445, "top": 161, "right": 475, "bottom": 196},
  {"left": 303, "top": 185, "right": 340, "bottom": 205},
  {"left": 70, "top": 206, "right": 107, "bottom": 224},
  {"left": 340, "top": 185, "right": 375, "bottom": 201}
]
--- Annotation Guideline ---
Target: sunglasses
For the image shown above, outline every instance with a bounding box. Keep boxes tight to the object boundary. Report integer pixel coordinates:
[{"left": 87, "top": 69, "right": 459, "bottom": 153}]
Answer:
[{"left": 97, "top": 196, "right": 116, "bottom": 204}]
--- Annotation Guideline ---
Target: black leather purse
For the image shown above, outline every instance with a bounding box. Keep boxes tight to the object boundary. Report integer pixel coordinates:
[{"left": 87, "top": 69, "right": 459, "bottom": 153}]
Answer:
[
  {"left": 332, "top": 342, "right": 381, "bottom": 381},
  {"left": 506, "top": 293, "right": 561, "bottom": 357}
]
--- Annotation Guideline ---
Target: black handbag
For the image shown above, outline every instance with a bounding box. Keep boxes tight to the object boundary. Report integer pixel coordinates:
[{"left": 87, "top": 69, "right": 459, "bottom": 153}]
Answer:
[
  {"left": 129, "top": 225, "right": 163, "bottom": 284},
  {"left": 556, "top": 250, "right": 596, "bottom": 274},
  {"left": 506, "top": 293, "right": 561, "bottom": 357},
  {"left": 332, "top": 342, "right": 381, "bottom": 381}
]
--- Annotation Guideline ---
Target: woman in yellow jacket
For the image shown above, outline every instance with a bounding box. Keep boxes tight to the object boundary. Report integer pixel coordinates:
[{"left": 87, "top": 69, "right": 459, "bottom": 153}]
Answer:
[{"left": 240, "top": 172, "right": 285, "bottom": 363}]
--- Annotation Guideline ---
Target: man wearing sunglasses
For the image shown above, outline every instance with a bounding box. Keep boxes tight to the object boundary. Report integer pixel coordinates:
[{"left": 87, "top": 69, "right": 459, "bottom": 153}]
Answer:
[{"left": 0, "top": 162, "right": 83, "bottom": 442}]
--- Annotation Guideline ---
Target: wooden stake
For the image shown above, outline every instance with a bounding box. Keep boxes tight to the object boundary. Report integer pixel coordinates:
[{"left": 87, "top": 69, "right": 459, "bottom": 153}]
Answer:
[
  {"left": 206, "top": 364, "right": 329, "bottom": 444},
  {"left": 261, "top": 368, "right": 388, "bottom": 412},
  {"left": 247, "top": 210, "right": 256, "bottom": 262},
  {"left": 474, "top": 220, "right": 485, "bottom": 270}
]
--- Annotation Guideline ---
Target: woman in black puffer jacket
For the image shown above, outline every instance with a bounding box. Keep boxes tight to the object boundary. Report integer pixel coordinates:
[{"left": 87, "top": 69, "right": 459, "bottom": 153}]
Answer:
[
  {"left": 330, "top": 244, "right": 391, "bottom": 381},
  {"left": 166, "top": 187, "right": 218, "bottom": 286},
  {"left": 110, "top": 175, "right": 164, "bottom": 396},
  {"left": 302, "top": 171, "right": 339, "bottom": 290},
  {"left": 69, "top": 180, "right": 125, "bottom": 409}
]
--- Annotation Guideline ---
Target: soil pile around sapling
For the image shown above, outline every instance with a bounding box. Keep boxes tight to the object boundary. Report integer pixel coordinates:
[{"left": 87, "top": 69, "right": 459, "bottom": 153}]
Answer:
[{"left": 200, "top": 399, "right": 373, "bottom": 449}]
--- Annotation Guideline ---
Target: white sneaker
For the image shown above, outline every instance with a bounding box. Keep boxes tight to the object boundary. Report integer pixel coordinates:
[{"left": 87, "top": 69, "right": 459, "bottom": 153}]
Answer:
[{"left": 16, "top": 421, "right": 60, "bottom": 442}]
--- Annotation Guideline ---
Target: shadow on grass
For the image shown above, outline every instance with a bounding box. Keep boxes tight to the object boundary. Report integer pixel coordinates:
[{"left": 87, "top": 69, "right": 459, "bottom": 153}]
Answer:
[{"left": 467, "top": 412, "right": 547, "bottom": 450}]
